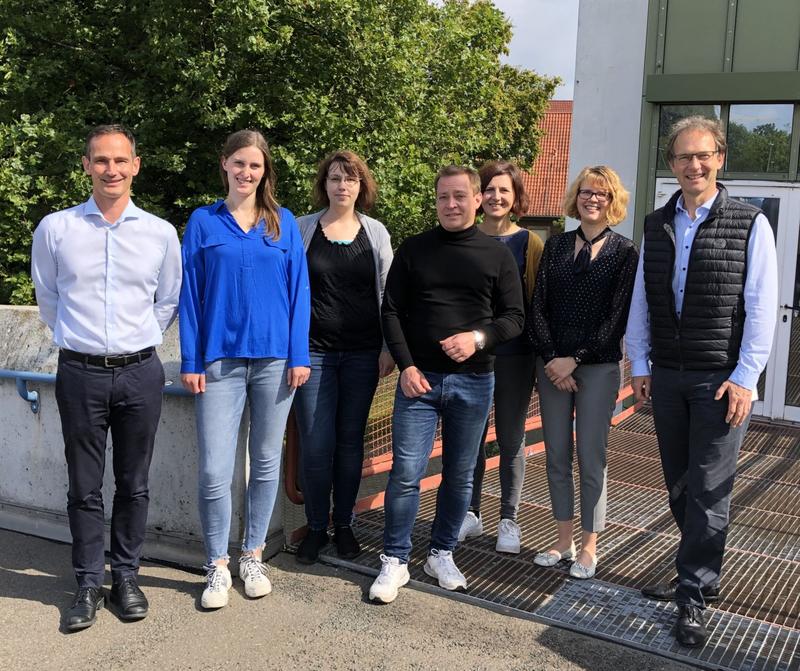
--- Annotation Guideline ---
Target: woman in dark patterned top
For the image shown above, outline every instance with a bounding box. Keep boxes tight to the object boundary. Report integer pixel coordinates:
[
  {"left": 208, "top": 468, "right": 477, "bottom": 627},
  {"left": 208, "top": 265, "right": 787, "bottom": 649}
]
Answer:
[
  {"left": 293, "top": 151, "right": 395, "bottom": 565},
  {"left": 529, "top": 165, "right": 638, "bottom": 579},
  {"left": 457, "top": 161, "right": 544, "bottom": 554}
]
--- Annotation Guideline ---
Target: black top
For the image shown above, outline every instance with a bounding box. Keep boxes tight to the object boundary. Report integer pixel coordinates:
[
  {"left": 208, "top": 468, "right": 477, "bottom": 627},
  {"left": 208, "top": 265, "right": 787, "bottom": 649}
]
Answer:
[
  {"left": 307, "top": 223, "right": 381, "bottom": 352},
  {"left": 381, "top": 225, "right": 525, "bottom": 374},
  {"left": 491, "top": 229, "right": 533, "bottom": 356},
  {"left": 528, "top": 229, "right": 638, "bottom": 365}
]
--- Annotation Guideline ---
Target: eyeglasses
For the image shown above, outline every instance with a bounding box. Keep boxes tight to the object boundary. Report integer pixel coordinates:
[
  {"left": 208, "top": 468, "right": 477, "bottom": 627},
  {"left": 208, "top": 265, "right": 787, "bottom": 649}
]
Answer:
[
  {"left": 327, "top": 175, "right": 360, "bottom": 187},
  {"left": 670, "top": 151, "right": 719, "bottom": 165},
  {"left": 577, "top": 189, "right": 611, "bottom": 203}
]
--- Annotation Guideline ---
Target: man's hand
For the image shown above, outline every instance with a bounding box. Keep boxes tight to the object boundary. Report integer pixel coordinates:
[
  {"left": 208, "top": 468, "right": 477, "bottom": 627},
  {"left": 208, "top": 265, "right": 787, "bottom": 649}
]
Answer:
[
  {"left": 631, "top": 375, "right": 651, "bottom": 402},
  {"left": 545, "top": 357, "right": 577, "bottom": 384},
  {"left": 181, "top": 373, "right": 206, "bottom": 394},
  {"left": 378, "top": 351, "right": 396, "bottom": 378},
  {"left": 400, "top": 366, "right": 432, "bottom": 398},
  {"left": 440, "top": 332, "right": 477, "bottom": 363},
  {"left": 715, "top": 379, "right": 752, "bottom": 427},
  {"left": 287, "top": 366, "right": 311, "bottom": 389}
]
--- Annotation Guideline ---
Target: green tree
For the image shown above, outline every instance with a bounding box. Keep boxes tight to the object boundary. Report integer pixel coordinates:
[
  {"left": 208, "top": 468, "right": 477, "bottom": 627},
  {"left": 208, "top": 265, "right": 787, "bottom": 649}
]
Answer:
[
  {"left": 726, "top": 121, "right": 791, "bottom": 174},
  {"left": 0, "top": 0, "right": 556, "bottom": 304}
]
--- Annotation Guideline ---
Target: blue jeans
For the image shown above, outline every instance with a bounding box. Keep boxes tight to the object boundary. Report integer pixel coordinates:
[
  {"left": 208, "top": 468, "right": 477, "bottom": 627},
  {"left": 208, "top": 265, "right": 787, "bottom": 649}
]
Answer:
[
  {"left": 293, "top": 349, "right": 379, "bottom": 530},
  {"left": 383, "top": 371, "right": 494, "bottom": 563},
  {"left": 196, "top": 358, "right": 295, "bottom": 564}
]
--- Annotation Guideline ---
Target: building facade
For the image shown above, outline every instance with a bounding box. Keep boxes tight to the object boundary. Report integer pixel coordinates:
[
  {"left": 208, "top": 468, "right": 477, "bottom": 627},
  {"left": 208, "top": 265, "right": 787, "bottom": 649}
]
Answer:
[{"left": 571, "top": 0, "right": 800, "bottom": 421}]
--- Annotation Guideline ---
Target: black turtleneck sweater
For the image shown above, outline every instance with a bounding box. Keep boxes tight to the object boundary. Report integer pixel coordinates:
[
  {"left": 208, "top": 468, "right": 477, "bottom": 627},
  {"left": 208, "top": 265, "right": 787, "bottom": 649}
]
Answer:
[{"left": 381, "top": 225, "right": 525, "bottom": 374}]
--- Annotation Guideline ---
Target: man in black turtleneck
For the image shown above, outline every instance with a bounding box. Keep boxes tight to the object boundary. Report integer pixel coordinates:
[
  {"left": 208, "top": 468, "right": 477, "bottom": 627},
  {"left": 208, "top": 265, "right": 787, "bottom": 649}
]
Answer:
[{"left": 368, "top": 165, "right": 524, "bottom": 604}]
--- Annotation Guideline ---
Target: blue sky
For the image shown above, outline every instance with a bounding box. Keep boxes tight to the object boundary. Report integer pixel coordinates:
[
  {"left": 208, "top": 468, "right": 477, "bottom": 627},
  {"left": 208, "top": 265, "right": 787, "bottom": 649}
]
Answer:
[{"left": 491, "top": 0, "right": 579, "bottom": 100}]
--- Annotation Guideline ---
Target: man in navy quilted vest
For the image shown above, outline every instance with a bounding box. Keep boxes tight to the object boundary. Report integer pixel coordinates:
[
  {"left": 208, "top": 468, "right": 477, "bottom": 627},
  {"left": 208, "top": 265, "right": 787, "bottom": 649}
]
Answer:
[{"left": 625, "top": 116, "right": 778, "bottom": 648}]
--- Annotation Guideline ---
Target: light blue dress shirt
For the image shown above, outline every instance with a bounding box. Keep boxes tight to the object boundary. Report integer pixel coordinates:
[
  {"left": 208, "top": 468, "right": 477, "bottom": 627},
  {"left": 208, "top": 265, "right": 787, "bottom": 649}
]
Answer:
[
  {"left": 31, "top": 196, "right": 182, "bottom": 355},
  {"left": 625, "top": 190, "right": 778, "bottom": 392}
]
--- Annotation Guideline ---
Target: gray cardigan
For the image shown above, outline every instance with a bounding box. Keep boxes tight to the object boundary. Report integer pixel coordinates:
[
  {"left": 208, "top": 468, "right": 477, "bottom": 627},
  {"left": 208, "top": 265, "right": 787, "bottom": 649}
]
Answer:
[{"left": 296, "top": 209, "right": 394, "bottom": 349}]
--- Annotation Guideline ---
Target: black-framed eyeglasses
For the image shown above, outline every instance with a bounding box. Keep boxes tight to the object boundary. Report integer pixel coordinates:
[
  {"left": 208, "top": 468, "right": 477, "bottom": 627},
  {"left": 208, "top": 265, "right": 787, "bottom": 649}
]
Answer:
[
  {"left": 577, "top": 189, "right": 611, "bottom": 203},
  {"left": 670, "top": 150, "right": 719, "bottom": 165}
]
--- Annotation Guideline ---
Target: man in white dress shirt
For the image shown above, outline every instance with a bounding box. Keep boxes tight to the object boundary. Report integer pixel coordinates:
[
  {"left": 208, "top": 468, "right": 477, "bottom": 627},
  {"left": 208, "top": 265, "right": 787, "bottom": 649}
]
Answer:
[
  {"left": 626, "top": 116, "right": 778, "bottom": 647},
  {"left": 31, "top": 125, "right": 181, "bottom": 631}
]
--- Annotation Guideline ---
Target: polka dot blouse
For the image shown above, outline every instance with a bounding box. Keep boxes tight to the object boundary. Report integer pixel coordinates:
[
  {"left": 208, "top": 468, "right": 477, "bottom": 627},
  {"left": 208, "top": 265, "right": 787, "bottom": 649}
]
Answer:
[{"left": 527, "top": 229, "right": 639, "bottom": 364}]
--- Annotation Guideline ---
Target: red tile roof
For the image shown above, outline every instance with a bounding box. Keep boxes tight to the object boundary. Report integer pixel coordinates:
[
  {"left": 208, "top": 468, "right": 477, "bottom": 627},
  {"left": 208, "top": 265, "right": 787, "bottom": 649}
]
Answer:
[{"left": 523, "top": 100, "right": 572, "bottom": 218}]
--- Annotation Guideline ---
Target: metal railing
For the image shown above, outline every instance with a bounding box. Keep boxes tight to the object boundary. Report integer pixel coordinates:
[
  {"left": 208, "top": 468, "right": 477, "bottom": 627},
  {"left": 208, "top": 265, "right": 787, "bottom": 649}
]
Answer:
[{"left": 0, "top": 368, "right": 191, "bottom": 413}]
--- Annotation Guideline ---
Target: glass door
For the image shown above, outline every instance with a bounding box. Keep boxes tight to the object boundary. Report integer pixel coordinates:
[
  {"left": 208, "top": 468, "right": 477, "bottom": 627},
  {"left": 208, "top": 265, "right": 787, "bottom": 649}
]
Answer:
[{"left": 653, "top": 179, "right": 800, "bottom": 420}]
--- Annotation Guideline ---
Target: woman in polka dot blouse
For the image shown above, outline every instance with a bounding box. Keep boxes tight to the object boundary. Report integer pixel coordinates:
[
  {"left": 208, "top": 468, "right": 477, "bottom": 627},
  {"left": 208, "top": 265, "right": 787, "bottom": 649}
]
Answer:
[{"left": 528, "top": 165, "right": 638, "bottom": 579}]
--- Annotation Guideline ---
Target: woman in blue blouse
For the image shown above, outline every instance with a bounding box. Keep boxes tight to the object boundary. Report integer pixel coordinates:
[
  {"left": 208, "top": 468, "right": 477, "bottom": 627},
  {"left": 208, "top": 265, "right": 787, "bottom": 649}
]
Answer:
[{"left": 180, "top": 129, "right": 311, "bottom": 609}]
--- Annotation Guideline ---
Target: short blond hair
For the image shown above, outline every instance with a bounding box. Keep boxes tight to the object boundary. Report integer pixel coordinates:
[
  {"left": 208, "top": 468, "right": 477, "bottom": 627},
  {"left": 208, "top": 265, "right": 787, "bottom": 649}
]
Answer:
[{"left": 563, "top": 165, "right": 629, "bottom": 226}]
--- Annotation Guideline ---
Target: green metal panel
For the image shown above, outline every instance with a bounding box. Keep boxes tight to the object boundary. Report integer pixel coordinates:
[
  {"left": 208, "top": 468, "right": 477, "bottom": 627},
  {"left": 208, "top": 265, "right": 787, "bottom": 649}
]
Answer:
[
  {"left": 733, "top": 0, "right": 800, "bottom": 72},
  {"left": 633, "top": 0, "right": 666, "bottom": 245},
  {"left": 662, "top": 0, "right": 729, "bottom": 74},
  {"left": 646, "top": 72, "right": 800, "bottom": 102}
]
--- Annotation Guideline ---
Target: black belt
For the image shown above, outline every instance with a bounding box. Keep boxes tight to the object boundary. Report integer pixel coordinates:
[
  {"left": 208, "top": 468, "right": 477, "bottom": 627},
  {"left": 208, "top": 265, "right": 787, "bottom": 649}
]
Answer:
[{"left": 60, "top": 347, "right": 155, "bottom": 368}]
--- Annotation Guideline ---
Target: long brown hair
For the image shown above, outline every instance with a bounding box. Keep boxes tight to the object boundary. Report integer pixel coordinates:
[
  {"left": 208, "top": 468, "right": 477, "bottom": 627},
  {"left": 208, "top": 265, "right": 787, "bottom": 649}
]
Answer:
[{"left": 219, "top": 129, "right": 281, "bottom": 239}]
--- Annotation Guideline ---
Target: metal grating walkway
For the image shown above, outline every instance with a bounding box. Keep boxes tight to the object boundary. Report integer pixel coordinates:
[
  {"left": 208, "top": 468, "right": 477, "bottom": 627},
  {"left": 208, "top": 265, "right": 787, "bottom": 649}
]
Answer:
[{"left": 317, "top": 406, "right": 800, "bottom": 671}]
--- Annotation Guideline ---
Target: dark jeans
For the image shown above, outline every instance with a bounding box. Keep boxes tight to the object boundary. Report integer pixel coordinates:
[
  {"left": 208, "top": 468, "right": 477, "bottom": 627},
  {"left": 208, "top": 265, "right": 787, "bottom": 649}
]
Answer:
[
  {"left": 293, "top": 349, "right": 379, "bottom": 530},
  {"left": 651, "top": 365, "right": 751, "bottom": 608},
  {"left": 55, "top": 351, "right": 164, "bottom": 588},
  {"left": 383, "top": 371, "right": 494, "bottom": 563},
  {"left": 470, "top": 352, "right": 536, "bottom": 520}
]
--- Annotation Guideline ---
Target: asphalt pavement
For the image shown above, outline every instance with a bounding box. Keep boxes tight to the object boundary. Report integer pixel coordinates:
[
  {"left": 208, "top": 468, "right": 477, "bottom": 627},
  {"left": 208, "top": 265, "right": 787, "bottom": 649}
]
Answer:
[{"left": 0, "top": 529, "right": 695, "bottom": 671}]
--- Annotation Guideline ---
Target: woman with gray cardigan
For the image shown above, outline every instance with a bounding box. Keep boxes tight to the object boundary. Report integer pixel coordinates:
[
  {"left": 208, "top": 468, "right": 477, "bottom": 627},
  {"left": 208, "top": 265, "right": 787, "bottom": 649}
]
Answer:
[{"left": 293, "top": 150, "right": 394, "bottom": 564}]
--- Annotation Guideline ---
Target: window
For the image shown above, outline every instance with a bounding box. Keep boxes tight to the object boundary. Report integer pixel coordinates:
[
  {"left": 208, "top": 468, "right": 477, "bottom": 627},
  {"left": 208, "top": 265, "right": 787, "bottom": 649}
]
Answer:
[{"left": 726, "top": 104, "right": 793, "bottom": 174}]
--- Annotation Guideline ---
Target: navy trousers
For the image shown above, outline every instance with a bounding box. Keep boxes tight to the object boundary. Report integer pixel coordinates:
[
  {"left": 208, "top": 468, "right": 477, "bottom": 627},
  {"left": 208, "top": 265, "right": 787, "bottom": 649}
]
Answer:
[
  {"left": 55, "top": 351, "right": 164, "bottom": 588},
  {"left": 651, "top": 365, "right": 751, "bottom": 608}
]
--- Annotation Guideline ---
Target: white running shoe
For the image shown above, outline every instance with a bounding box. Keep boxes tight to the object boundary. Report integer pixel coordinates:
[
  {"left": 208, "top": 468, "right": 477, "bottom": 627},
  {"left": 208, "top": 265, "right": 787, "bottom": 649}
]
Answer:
[
  {"left": 495, "top": 518, "right": 521, "bottom": 554},
  {"left": 201, "top": 563, "right": 232, "bottom": 609},
  {"left": 239, "top": 554, "right": 272, "bottom": 598},
  {"left": 369, "top": 554, "right": 410, "bottom": 603},
  {"left": 424, "top": 549, "right": 467, "bottom": 591},
  {"left": 457, "top": 511, "right": 483, "bottom": 542}
]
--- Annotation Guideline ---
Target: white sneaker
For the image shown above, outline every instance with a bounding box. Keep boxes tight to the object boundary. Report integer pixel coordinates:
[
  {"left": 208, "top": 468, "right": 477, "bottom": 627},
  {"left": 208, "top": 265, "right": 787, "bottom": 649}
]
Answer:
[
  {"left": 457, "top": 511, "right": 483, "bottom": 542},
  {"left": 424, "top": 549, "right": 467, "bottom": 591},
  {"left": 369, "top": 554, "right": 410, "bottom": 603},
  {"left": 239, "top": 554, "right": 272, "bottom": 598},
  {"left": 495, "top": 519, "right": 521, "bottom": 554},
  {"left": 201, "top": 563, "right": 232, "bottom": 609}
]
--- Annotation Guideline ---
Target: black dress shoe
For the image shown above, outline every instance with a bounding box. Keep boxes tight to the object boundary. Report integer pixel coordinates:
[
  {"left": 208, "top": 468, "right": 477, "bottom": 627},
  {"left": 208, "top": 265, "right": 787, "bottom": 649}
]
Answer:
[
  {"left": 641, "top": 577, "right": 719, "bottom": 603},
  {"left": 675, "top": 604, "right": 708, "bottom": 647},
  {"left": 110, "top": 577, "right": 149, "bottom": 620},
  {"left": 65, "top": 586, "right": 104, "bottom": 631},
  {"left": 334, "top": 525, "right": 361, "bottom": 559},
  {"left": 296, "top": 529, "right": 329, "bottom": 565}
]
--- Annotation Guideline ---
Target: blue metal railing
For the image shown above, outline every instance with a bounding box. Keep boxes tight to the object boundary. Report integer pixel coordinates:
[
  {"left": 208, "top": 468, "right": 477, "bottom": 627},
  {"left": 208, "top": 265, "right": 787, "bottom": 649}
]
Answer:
[{"left": 0, "top": 368, "right": 191, "bottom": 414}]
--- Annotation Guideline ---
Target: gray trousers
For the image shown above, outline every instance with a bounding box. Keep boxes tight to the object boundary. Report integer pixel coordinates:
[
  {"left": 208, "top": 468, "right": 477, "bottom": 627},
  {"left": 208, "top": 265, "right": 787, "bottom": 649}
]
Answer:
[
  {"left": 536, "top": 358, "right": 620, "bottom": 533},
  {"left": 470, "top": 352, "right": 536, "bottom": 520}
]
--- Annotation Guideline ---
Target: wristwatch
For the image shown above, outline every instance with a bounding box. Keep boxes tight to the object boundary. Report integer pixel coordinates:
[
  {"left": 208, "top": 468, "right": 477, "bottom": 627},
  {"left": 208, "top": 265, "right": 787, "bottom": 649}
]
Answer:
[{"left": 472, "top": 330, "right": 486, "bottom": 351}]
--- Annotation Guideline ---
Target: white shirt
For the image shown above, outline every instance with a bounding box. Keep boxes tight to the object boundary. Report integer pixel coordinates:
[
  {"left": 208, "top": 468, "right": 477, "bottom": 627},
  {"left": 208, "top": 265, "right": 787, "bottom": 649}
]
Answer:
[
  {"left": 31, "top": 196, "right": 182, "bottom": 355},
  {"left": 625, "top": 190, "right": 778, "bottom": 392}
]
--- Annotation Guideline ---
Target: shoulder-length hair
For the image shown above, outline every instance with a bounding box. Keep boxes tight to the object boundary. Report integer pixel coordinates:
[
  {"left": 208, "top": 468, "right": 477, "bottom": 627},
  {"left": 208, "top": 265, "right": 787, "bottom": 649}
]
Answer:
[
  {"left": 478, "top": 161, "right": 530, "bottom": 217},
  {"left": 563, "top": 165, "right": 629, "bottom": 226},
  {"left": 219, "top": 129, "right": 281, "bottom": 239},
  {"left": 312, "top": 150, "right": 377, "bottom": 212}
]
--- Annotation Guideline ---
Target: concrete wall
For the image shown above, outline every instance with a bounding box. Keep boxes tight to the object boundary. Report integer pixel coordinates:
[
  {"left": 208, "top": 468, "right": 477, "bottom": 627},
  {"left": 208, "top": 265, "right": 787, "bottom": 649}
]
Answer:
[
  {"left": 0, "top": 306, "right": 283, "bottom": 568},
  {"left": 568, "top": 0, "right": 649, "bottom": 238}
]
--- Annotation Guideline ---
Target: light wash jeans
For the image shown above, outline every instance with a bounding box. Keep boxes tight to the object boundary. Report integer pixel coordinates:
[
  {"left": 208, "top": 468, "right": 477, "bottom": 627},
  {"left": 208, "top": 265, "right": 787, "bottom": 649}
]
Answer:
[
  {"left": 197, "top": 358, "right": 295, "bottom": 564},
  {"left": 383, "top": 371, "right": 494, "bottom": 563}
]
